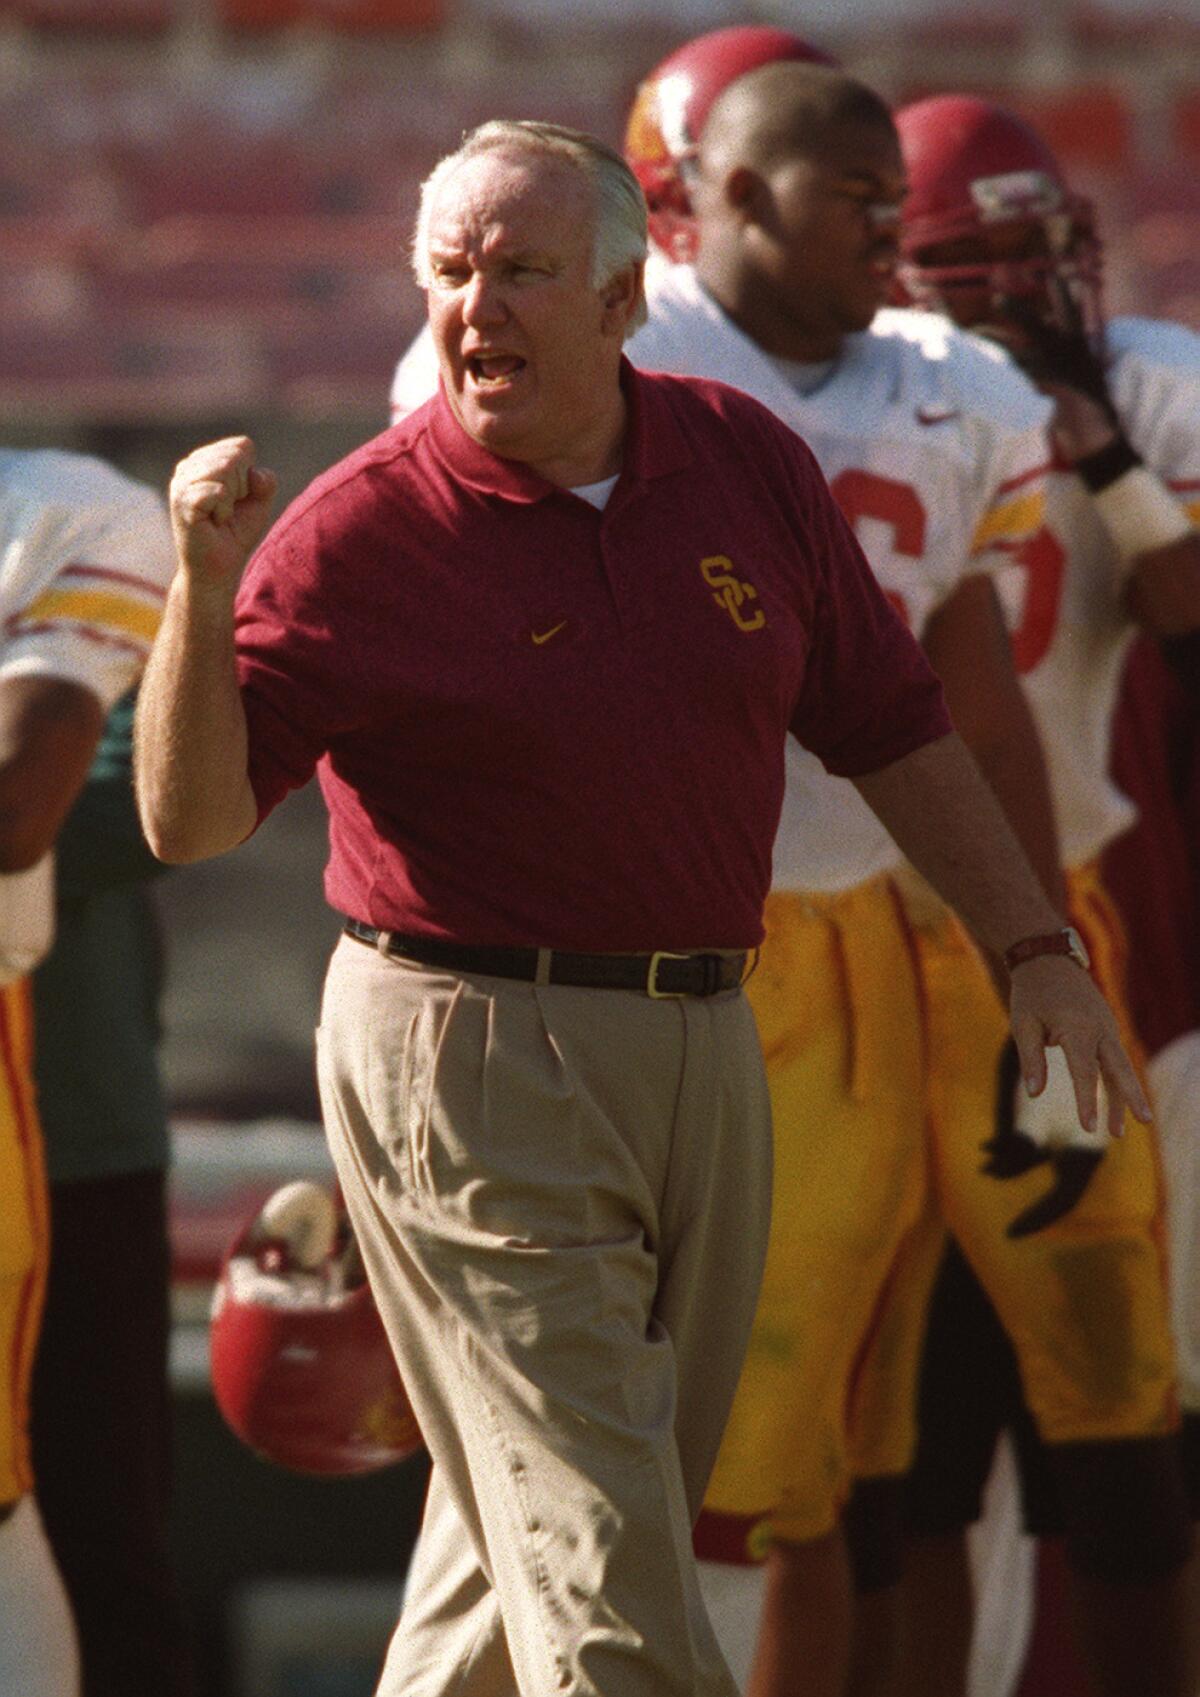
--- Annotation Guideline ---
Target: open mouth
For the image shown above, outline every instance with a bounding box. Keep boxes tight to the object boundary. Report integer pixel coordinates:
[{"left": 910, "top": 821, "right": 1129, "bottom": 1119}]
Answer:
[{"left": 466, "top": 353, "right": 527, "bottom": 386}]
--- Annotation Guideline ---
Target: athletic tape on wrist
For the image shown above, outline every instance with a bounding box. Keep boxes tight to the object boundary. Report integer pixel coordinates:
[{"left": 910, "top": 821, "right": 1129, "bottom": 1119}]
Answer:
[
  {"left": 1090, "top": 466, "right": 1194, "bottom": 565},
  {"left": 1074, "top": 434, "right": 1141, "bottom": 492}
]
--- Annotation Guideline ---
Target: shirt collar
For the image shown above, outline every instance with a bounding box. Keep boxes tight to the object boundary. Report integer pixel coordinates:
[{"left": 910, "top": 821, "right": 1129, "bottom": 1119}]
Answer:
[{"left": 424, "top": 358, "right": 693, "bottom": 503}]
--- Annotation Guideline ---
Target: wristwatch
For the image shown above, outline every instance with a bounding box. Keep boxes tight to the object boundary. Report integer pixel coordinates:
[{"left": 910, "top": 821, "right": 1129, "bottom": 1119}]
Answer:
[{"left": 1003, "top": 926, "right": 1091, "bottom": 973}]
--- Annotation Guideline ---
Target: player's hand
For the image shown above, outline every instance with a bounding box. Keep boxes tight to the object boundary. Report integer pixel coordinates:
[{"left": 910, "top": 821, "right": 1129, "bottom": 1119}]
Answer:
[
  {"left": 169, "top": 436, "right": 278, "bottom": 588},
  {"left": 981, "top": 1038, "right": 1106, "bottom": 1238},
  {"left": 981, "top": 299, "right": 1121, "bottom": 462},
  {"left": 1007, "top": 953, "right": 1151, "bottom": 1141}
]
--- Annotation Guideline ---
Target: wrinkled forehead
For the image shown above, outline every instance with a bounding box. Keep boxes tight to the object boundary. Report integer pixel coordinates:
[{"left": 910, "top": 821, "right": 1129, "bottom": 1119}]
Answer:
[{"left": 427, "top": 148, "right": 595, "bottom": 254}]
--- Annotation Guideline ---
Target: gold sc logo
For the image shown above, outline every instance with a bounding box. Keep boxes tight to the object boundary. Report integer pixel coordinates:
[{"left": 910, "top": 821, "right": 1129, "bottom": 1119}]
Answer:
[{"left": 701, "top": 556, "right": 766, "bottom": 632}]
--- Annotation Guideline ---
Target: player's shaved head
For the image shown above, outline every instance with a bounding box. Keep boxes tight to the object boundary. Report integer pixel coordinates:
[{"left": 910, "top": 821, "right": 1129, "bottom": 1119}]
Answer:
[
  {"left": 687, "top": 58, "right": 906, "bottom": 363},
  {"left": 698, "top": 61, "right": 894, "bottom": 175}
]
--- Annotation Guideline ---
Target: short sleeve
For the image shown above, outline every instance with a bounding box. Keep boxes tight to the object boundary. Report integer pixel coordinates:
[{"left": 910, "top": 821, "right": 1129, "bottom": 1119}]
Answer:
[
  {"left": 1112, "top": 319, "right": 1200, "bottom": 518},
  {"left": 1, "top": 482, "right": 173, "bottom": 714},
  {"left": 234, "top": 509, "right": 364, "bottom": 824},
  {"left": 967, "top": 445, "right": 1049, "bottom": 573}
]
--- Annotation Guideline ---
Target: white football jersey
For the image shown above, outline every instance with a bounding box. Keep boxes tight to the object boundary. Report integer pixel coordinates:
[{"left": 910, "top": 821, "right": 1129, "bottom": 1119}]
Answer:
[
  {"left": 991, "top": 317, "right": 1200, "bottom": 868},
  {"left": 629, "top": 263, "right": 1052, "bottom": 892},
  {"left": 0, "top": 450, "right": 174, "bottom": 978},
  {"left": 387, "top": 262, "right": 1051, "bottom": 892},
  {"left": 0, "top": 449, "right": 173, "bottom": 708},
  {"left": 390, "top": 325, "right": 439, "bottom": 424}
]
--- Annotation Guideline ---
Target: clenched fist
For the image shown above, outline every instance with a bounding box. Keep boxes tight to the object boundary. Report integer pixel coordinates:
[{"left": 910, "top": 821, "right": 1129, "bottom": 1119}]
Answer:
[{"left": 169, "top": 436, "right": 278, "bottom": 587}]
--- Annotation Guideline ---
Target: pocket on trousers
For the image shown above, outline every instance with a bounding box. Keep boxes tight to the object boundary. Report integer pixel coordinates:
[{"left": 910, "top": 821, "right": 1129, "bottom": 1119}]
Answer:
[
  {"left": 373, "top": 982, "right": 467, "bottom": 1203},
  {"left": 365, "top": 1010, "right": 420, "bottom": 1192},
  {"left": 315, "top": 1014, "right": 419, "bottom": 1200}
]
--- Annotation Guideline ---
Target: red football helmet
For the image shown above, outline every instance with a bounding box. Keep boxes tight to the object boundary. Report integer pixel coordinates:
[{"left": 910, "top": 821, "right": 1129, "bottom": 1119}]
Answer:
[
  {"left": 209, "top": 1184, "right": 423, "bottom": 1477},
  {"left": 894, "top": 94, "right": 1104, "bottom": 340},
  {"left": 624, "top": 25, "right": 836, "bottom": 263}
]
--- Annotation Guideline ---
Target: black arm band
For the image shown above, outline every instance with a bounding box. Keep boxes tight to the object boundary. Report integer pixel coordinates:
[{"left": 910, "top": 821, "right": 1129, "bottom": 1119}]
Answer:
[
  {"left": 1159, "top": 630, "right": 1200, "bottom": 708},
  {"left": 1073, "top": 434, "right": 1142, "bottom": 492}
]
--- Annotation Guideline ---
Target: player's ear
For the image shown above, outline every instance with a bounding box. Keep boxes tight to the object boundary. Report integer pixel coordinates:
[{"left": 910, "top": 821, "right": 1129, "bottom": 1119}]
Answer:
[{"left": 725, "top": 165, "right": 765, "bottom": 220}]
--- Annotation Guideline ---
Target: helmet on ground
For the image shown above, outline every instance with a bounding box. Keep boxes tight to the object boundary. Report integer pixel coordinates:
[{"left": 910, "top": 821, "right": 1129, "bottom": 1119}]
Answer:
[
  {"left": 209, "top": 1181, "right": 423, "bottom": 1477},
  {"left": 894, "top": 94, "right": 1103, "bottom": 339},
  {"left": 624, "top": 25, "right": 836, "bottom": 262}
]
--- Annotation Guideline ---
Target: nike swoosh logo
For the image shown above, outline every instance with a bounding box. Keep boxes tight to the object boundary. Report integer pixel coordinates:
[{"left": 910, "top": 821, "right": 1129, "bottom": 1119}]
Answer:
[
  {"left": 915, "top": 405, "right": 961, "bottom": 425},
  {"left": 531, "top": 621, "right": 567, "bottom": 645}
]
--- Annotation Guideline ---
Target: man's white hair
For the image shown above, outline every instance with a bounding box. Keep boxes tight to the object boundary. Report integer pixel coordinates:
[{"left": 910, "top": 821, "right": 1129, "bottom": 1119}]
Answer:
[{"left": 412, "top": 119, "right": 648, "bottom": 334}]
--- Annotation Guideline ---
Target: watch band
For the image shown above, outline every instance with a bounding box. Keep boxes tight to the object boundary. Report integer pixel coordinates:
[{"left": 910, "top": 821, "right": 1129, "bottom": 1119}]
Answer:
[{"left": 1003, "top": 926, "right": 1091, "bottom": 973}]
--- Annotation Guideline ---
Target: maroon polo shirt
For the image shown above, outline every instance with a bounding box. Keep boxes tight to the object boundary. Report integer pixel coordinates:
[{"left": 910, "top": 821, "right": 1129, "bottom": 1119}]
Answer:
[{"left": 235, "top": 361, "right": 950, "bottom": 950}]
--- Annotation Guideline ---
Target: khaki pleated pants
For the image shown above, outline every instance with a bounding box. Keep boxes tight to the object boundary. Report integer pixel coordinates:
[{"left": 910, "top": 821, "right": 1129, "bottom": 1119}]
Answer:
[{"left": 316, "top": 935, "right": 773, "bottom": 1697}]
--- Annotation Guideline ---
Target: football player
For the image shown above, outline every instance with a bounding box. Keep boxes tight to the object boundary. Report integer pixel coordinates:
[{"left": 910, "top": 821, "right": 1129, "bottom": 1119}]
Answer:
[
  {"left": 0, "top": 446, "right": 174, "bottom": 1696},
  {"left": 619, "top": 45, "right": 1068, "bottom": 1697},
  {"left": 385, "top": 37, "right": 1129, "bottom": 1697},
  {"left": 873, "top": 94, "right": 1200, "bottom": 1697}
]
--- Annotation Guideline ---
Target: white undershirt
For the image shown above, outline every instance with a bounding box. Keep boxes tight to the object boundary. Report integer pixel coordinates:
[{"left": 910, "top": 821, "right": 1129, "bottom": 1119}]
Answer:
[{"left": 570, "top": 474, "right": 619, "bottom": 510}]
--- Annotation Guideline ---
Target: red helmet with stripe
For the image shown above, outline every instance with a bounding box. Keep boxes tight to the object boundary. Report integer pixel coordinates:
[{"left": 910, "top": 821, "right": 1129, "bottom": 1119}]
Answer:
[
  {"left": 624, "top": 25, "right": 836, "bottom": 263},
  {"left": 894, "top": 94, "right": 1103, "bottom": 339},
  {"left": 209, "top": 1183, "right": 422, "bottom": 1477}
]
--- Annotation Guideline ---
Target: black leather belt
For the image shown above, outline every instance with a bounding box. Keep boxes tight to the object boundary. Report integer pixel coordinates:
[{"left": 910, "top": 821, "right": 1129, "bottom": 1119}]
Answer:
[{"left": 343, "top": 919, "right": 747, "bottom": 999}]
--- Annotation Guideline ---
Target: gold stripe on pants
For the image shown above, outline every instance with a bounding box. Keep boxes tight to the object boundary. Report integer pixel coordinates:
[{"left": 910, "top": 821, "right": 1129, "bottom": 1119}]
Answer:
[
  {"left": 854, "top": 862, "right": 1178, "bottom": 1453},
  {"left": 705, "top": 879, "right": 931, "bottom": 1546},
  {"left": 0, "top": 978, "right": 47, "bottom": 1504}
]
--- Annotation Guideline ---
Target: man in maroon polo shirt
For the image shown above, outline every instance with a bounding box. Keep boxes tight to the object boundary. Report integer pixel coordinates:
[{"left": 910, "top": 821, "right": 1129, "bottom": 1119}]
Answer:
[{"left": 134, "top": 121, "right": 1146, "bottom": 1697}]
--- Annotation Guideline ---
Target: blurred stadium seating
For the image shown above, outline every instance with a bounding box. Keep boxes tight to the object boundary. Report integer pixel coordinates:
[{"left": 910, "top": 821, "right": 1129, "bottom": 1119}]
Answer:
[
  {"left": 3, "top": 0, "right": 174, "bottom": 28},
  {"left": 0, "top": 74, "right": 435, "bottom": 421},
  {"left": 216, "top": 0, "right": 443, "bottom": 29},
  {"left": 0, "top": 1, "right": 1194, "bottom": 428},
  {"left": 3, "top": 0, "right": 442, "bottom": 25}
]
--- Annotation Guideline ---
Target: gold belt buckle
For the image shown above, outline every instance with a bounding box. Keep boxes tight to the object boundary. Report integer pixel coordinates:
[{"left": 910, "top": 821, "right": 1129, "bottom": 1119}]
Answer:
[{"left": 646, "top": 950, "right": 690, "bottom": 999}]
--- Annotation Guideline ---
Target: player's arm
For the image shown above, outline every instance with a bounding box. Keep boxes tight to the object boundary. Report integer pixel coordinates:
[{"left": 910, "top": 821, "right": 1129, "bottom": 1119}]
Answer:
[
  {"left": 1108, "top": 470, "right": 1200, "bottom": 685},
  {"left": 852, "top": 730, "right": 1149, "bottom": 1134},
  {"left": 1122, "top": 514, "right": 1200, "bottom": 711},
  {"left": 0, "top": 675, "right": 104, "bottom": 872},
  {"left": 921, "top": 571, "right": 1065, "bottom": 913},
  {"left": 1063, "top": 396, "right": 1200, "bottom": 701},
  {"left": 1123, "top": 535, "right": 1200, "bottom": 638},
  {"left": 1047, "top": 387, "right": 1200, "bottom": 639},
  {"left": 54, "top": 693, "right": 165, "bottom": 898},
  {"left": 134, "top": 437, "right": 277, "bottom": 865},
  {"left": 1002, "top": 311, "right": 1200, "bottom": 644}
]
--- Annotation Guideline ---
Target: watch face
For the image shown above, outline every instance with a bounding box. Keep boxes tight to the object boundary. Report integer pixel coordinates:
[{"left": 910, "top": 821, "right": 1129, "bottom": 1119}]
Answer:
[
  {"left": 1004, "top": 926, "right": 1093, "bottom": 973},
  {"left": 1064, "top": 926, "right": 1091, "bottom": 970}
]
